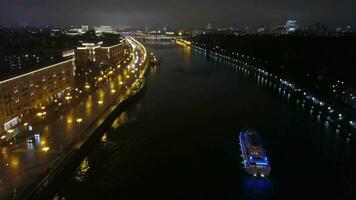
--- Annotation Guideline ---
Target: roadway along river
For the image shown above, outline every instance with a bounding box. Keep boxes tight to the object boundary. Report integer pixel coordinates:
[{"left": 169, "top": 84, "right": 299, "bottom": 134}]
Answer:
[{"left": 57, "top": 40, "right": 355, "bottom": 200}]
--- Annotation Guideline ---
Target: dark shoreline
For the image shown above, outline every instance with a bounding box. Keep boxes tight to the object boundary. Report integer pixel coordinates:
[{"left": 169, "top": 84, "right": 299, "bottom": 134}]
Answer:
[{"left": 190, "top": 43, "right": 355, "bottom": 144}]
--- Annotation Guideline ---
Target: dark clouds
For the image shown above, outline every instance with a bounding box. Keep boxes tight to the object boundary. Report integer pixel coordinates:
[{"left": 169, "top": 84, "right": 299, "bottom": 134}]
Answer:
[{"left": 1, "top": 0, "right": 355, "bottom": 28}]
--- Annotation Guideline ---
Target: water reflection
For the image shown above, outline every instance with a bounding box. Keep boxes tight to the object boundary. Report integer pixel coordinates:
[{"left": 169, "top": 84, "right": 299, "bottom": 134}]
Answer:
[
  {"left": 242, "top": 177, "right": 273, "bottom": 200},
  {"left": 57, "top": 41, "right": 355, "bottom": 199},
  {"left": 142, "top": 40, "right": 174, "bottom": 45},
  {"left": 183, "top": 46, "right": 191, "bottom": 61},
  {"left": 150, "top": 65, "right": 158, "bottom": 80},
  {"left": 100, "top": 133, "right": 107, "bottom": 143},
  {"left": 75, "top": 157, "right": 90, "bottom": 183},
  {"left": 111, "top": 112, "right": 128, "bottom": 129}
]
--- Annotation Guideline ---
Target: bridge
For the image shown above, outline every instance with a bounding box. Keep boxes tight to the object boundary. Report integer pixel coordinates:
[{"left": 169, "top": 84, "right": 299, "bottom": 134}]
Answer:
[{"left": 121, "top": 32, "right": 184, "bottom": 40}]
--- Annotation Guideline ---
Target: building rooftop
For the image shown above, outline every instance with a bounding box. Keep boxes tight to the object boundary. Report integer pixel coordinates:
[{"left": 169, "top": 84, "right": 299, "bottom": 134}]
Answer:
[
  {"left": 0, "top": 28, "right": 123, "bottom": 82},
  {"left": 0, "top": 56, "right": 71, "bottom": 83}
]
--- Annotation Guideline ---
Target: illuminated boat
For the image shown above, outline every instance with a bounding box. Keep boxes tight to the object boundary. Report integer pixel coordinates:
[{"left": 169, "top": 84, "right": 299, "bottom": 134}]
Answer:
[{"left": 239, "top": 131, "right": 271, "bottom": 177}]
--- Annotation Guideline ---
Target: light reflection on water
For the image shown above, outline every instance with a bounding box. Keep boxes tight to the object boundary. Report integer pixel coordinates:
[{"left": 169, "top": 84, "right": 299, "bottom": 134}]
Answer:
[
  {"left": 142, "top": 40, "right": 174, "bottom": 45},
  {"left": 111, "top": 112, "right": 128, "bottom": 130},
  {"left": 57, "top": 40, "right": 354, "bottom": 199},
  {"left": 100, "top": 133, "right": 107, "bottom": 143},
  {"left": 242, "top": 177, "right": 273, "bottom": 200},
  {"left": 75, "top": 157, "right": 90, "bottom": 183},
  {"left": 72, "top": 111, "right": 129, "bottom": 184}
]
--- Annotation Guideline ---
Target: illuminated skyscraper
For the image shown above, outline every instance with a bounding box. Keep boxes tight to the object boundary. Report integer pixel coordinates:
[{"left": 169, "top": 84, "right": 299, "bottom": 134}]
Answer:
[{"left": 286, "top": 20, "right": 298, "bottom": 33}]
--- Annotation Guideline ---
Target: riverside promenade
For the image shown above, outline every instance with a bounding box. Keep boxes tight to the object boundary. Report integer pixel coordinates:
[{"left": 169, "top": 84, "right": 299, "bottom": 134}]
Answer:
[{"left": 0, "top": 37, "right": 148, "bottom": 200}]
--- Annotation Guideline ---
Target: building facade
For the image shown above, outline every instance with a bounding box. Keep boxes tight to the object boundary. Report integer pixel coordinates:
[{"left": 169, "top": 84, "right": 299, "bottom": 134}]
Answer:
[
  {"left": 0, "top": 38, "right": 130, "bottom": 139},
  {"left": 0, "top": 59, "right": 75, "bottom": 137},
  {"left": 75, "top": 41, "right": 131, "bottom": 85}
]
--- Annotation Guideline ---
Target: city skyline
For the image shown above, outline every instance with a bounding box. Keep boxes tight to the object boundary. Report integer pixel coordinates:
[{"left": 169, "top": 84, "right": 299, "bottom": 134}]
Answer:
[
  {"left": 0, "top": 1, "right": 355, "bottom": 199},
  {"left": 1, "top": 0, "right": 356, "bottom": 28}
]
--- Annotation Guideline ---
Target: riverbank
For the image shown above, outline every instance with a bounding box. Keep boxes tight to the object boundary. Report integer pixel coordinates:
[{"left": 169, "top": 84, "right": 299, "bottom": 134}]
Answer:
[
  {"left": 55, "top": 40, "right": 355, "bottom": 200},
  {"left": 188, "top": 41, "right": 355, "bottom": 144},
  {"left": 10, "top": 37, "right": 148, "bottom": 200},
  {"left": 23, "top": 76, "right": 147, "bottom": 200}
]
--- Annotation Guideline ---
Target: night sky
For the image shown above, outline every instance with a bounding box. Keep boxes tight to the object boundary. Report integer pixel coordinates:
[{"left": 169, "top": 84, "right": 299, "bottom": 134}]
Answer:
[{"left": 1, "top": 0, "right": 355, "bottom": 28}]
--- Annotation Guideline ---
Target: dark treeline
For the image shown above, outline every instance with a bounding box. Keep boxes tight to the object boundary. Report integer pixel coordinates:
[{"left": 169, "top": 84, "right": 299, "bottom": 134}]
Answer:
[{"left": 191, "top": 34, "right": 356, "bottom": 89}]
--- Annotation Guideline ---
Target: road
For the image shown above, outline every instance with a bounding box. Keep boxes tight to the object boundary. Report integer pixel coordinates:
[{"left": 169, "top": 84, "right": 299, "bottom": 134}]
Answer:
[{"left": 0, "top": 37, "right": 147, "bottom": 199}]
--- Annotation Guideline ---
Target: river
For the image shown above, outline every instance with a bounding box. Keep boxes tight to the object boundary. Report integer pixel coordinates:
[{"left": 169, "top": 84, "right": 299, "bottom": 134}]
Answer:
[{"left": 56, "top": 40, "right": 355, "bottom": 200}]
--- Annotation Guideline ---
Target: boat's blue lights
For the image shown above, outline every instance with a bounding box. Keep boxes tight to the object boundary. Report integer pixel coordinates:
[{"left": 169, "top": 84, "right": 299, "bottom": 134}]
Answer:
[{"left": 255, "top": 162, "right": 269, "bottom": 166}]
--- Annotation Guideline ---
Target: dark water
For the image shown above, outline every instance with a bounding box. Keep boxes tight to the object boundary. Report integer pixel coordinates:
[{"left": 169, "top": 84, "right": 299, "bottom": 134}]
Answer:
[{"left": 58, "top": 41, "right": 355, "bottom": 200}]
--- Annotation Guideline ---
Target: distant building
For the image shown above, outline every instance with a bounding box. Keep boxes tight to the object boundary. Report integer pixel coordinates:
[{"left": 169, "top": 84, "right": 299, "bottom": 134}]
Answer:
[
  {"left": 272, "top": 26, "right": 286, "bottom": 35},
  {"left": 206, "top": 23, "right": 213, "bottom": 30},
  {"left": 233, "top": 30, "right": 246, "bottom": 36},
  {"left": 286, "top": 20, "right": 298, "bottom": 33},
  {"left": 65, "top": 28, "right": 85, "bottom": 36},
  {"left": 335, "top": 26, "right": 353, "bottom": 36},
  {"left": 257, "top": 26, "right": 266, "bottom": 33},
  {"left": 50, "top": 29, "right": 62, "bottom": 37},
  {"left": 81, "top": 25, "right": 89, "bottom": 32},
  {"left": 191, "top": 30, "right": 206, "bottom": 35},
  {"left": 164, "top": 31, "right": 175, "bottom": 35},
  {"left": 336, "top": 26, "right": 352, "bottom": 33},
  {"left": 95, "top": 25, "right": 116, "bottom": 35}
]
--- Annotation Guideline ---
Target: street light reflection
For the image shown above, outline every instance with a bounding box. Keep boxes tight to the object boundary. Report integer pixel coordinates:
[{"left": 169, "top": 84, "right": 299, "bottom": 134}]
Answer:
[{"left": 10, "top": 156, "right": 19, "bottom": 170}]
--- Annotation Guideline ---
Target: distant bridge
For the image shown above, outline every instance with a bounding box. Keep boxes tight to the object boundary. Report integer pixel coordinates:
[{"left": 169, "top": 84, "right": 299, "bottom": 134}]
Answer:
[
  {"left": 121, "top": 32, "right": 183, "bottom": 40},
  {"left": 136, "top": 34, "right": 183, "bottom": 40}
]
